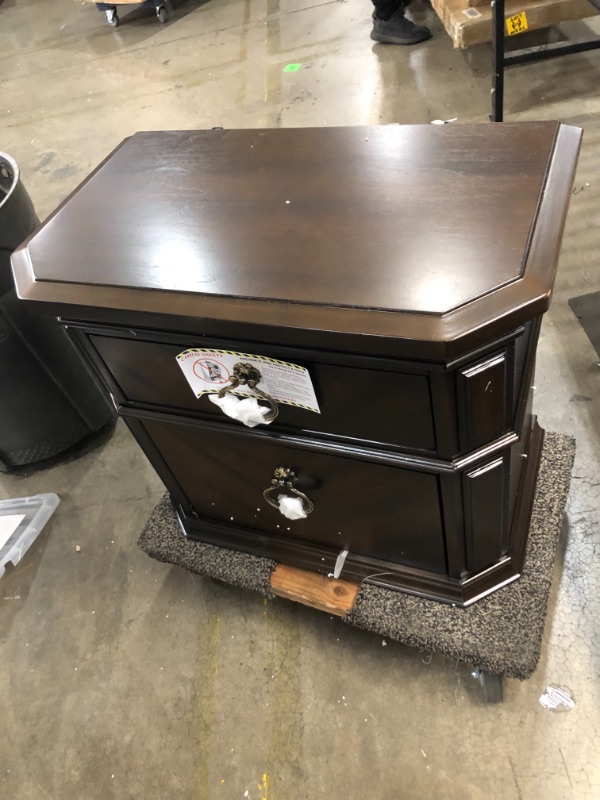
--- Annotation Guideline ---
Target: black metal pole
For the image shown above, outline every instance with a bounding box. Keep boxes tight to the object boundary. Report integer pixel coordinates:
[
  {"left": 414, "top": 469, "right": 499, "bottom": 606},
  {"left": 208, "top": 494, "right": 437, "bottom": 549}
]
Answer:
[{"left": 491, "top": 0, "right": 505, "bottom": 122}]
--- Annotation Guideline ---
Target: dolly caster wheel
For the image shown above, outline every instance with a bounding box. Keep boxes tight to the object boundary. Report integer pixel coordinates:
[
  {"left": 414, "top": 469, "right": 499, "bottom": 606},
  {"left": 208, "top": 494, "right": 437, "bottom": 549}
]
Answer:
[
  {"left": 105, "top": 8, "right": 119, "bottom": 27},
  {"left": 156, "top": 5, "right": 168, "bottom": 22}
]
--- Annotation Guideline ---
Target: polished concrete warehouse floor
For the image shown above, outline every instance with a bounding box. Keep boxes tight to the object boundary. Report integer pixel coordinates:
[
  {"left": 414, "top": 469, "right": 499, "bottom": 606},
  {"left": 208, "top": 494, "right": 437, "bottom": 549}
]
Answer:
[{"left": 2, "top": 0, "right": 600, "bottom": 797}]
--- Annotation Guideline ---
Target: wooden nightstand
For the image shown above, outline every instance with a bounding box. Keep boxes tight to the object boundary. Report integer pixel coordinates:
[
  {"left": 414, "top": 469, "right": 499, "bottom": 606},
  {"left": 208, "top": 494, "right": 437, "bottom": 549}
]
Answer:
[{"left": 11, "top": 123, "right": 581, "bottom": 605}]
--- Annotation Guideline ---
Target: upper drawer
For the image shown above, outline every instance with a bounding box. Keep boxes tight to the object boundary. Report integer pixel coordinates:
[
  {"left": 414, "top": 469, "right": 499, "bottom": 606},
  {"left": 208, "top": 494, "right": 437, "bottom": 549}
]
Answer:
[{"left": 88, "top": 334, "right": 436, "bottom": 453}]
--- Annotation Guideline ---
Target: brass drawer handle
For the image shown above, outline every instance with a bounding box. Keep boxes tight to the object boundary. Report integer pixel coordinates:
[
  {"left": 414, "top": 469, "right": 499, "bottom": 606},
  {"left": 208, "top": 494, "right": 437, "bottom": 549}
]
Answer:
[
  {"left": 217, "top": 362, "right": 279, "bottom": 423},
  {"left": 263, "top": 467, "right": 314, "bottom": 520}
]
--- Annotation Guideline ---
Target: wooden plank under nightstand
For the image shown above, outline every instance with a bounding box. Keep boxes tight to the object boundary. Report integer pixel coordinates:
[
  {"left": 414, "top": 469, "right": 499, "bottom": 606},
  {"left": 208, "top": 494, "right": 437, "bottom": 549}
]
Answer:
[{"left": 270, "top": 565, "right": 360, "bottom": 617}]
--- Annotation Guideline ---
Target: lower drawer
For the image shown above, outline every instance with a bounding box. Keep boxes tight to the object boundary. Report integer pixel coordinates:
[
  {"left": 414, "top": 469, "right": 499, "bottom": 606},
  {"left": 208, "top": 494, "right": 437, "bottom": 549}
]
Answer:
[{"left": 140, "top": 417, "right": 447, "bottom": 575}]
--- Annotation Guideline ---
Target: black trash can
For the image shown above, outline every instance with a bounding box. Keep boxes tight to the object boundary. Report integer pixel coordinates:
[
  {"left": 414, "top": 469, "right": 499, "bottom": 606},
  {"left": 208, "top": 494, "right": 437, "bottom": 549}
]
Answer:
[{"left": 0, "top": 153, "right": 116, "bottom": 472}]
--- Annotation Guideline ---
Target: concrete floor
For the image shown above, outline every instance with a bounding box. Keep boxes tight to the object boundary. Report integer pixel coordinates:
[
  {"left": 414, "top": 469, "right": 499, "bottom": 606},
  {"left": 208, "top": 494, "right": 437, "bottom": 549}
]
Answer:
[{"left": 2, "top": 0, "right": 600, "bottom": 797}]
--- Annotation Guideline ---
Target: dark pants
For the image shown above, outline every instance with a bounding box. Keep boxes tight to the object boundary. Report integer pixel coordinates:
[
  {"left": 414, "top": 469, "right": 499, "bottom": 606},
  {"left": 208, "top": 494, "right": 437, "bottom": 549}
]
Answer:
[{"left": 371, "top": 0, "right": 408, "bottom": 20}]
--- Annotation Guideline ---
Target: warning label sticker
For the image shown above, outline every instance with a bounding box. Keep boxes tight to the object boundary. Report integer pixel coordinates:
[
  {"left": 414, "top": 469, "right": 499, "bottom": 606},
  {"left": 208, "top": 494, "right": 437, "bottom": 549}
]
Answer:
[
  {"left": 176, "top": 348, "right": 321, "bottom": 414},
  {"left": 506, "top": 11, "right": 528, "bottom": 35}
]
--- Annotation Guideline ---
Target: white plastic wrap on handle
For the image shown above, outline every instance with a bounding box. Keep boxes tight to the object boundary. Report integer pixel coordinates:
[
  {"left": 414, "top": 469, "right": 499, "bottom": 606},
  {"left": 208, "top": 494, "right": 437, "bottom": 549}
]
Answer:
[
  {"left": 208, "top": 394, "right": 274, "bottom": 428},
  {"left": 277, "top": 495, "right": 308, "bottom": 520}
]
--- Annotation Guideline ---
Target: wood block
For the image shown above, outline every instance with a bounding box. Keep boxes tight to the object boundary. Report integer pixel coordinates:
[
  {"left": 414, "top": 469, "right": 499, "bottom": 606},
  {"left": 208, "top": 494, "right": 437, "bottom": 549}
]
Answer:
[{"left": 270, "top": 565, "right": 360, "bottom": 617}]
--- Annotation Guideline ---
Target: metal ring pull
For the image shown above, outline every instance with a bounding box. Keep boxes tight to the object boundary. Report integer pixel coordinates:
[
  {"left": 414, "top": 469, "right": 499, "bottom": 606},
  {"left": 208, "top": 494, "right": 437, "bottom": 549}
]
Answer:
[
  {"left": 263, "top": 467, "right": 315, "bottom": 516},
  {"left": 217, "top": 362, "right": 279, "bottom": 422}
]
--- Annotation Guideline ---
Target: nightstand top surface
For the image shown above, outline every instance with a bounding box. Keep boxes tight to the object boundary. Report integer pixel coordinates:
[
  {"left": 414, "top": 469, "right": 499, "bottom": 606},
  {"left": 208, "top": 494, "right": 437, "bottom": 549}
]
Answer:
[{"left": 12, "top": 123, "right": 581, "bottom": 357}]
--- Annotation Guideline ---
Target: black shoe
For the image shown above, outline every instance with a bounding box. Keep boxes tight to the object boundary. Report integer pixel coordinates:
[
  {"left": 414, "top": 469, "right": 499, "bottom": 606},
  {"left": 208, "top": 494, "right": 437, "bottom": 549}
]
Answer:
[{"left": 370, "top": 9, "right": 431, "bottom": 45}]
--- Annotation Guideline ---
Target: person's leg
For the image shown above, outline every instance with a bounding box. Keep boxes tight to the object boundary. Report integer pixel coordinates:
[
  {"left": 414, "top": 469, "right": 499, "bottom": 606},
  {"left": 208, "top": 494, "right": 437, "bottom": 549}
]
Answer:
[
  {"left": 372, "top": 0, "right": 405, "bottom": 20},
  {"left": 370, "top": 0, "right": 431, "bottom": 44}
]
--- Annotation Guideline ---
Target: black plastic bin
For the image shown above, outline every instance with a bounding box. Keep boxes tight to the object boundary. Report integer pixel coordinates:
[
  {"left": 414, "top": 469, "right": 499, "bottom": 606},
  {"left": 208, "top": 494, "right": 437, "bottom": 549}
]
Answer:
[{"left": 0, "top": 153, "right": 116, "bottom": 472}]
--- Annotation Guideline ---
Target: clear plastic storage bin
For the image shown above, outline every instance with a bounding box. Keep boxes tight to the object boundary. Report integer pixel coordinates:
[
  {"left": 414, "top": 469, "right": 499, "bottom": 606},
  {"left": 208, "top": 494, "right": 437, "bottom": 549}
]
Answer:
[{"left": 0, "top": 493, "right": 60, "bottom": 578}]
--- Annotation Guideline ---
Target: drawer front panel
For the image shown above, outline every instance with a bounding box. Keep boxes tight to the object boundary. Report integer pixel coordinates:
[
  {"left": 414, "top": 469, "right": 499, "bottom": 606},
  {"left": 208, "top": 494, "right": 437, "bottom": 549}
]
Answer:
[
  {"left": 91, "top": 335, "right": 436, "bottom": 452},
  {"left": 142, "top": 418, "right": 447, "bottom": 574}
]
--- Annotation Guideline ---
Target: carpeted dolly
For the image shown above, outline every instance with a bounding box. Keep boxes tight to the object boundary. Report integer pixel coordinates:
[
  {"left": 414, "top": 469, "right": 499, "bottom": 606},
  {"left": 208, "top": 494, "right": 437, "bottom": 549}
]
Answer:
[{"left": 138, "top": 432, "right": 575, "bottom": 683}]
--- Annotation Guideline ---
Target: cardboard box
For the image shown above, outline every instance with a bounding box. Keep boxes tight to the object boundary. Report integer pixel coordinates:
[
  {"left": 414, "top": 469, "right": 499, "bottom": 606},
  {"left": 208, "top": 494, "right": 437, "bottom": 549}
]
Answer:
[{"left": 431, "top": 0, "right": 599, "bottom": 47}]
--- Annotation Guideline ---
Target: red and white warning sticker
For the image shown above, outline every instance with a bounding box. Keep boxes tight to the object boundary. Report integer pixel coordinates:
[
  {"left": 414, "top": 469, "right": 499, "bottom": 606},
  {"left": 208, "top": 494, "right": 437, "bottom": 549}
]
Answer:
[{"left": 176, "top": 348, "right": 320, "bottom": 414}]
